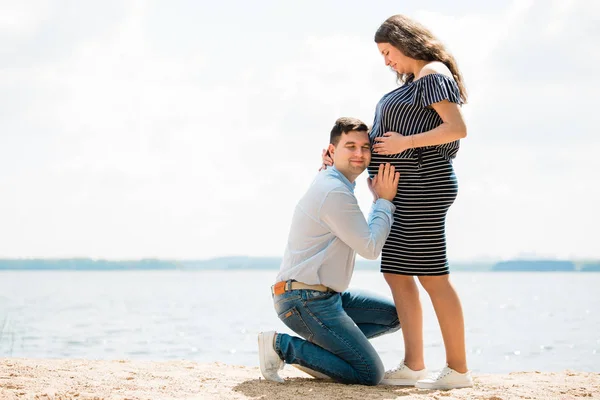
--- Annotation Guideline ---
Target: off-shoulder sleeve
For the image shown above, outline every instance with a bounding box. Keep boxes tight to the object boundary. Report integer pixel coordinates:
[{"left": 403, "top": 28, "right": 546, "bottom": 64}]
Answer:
[{"left": 417, "top": 73, "right": 462, "bottom": 107}]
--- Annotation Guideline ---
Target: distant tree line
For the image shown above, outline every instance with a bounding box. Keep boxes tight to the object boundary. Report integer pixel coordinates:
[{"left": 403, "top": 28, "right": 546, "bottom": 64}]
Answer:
[
  {"left": 492, "top": 260, "right": 600, "bottom": 272},
  {"left": 0, "top": 258, "right": 598, "bottom": 271},
  {"left": 0, "top": 259, "right": 179, "bottom": 270}
]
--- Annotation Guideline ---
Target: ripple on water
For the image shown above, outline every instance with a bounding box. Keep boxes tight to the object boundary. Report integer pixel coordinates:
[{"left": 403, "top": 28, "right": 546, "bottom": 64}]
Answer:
[
  {"left": 65, "top": 340, "right": 86, "bottom": 346},
  {"left": 469, "top": 347, "right": 483, "bottom": 355},
  {"left": 127, "top": 350, "right": 150, "bottom": 356}
]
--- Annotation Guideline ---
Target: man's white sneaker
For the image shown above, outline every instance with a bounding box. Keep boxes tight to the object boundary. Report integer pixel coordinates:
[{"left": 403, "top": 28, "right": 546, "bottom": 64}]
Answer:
[
  {"left": 258, "top": 331, "right": 285, "bottom": 383},
  {"left": 380, "top": 360, "right": 427, "bottom": 386},
  {"left": 415, "top": 366, "right": 473, "bottom": 390},
  {"left": 292, "top": 364, "right": 331, "bottom": 380}
]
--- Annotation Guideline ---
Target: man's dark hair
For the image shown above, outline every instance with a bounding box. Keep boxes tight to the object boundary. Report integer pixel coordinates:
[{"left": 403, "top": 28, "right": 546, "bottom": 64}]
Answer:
[{"left": 330, "top": 117, "right": 369, "bottom": 145}]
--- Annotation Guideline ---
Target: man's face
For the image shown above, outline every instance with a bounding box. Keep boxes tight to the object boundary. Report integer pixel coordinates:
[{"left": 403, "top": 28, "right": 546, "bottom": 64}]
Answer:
[{"left": 328, "top": 130, "right": 371, "bottom": 180}]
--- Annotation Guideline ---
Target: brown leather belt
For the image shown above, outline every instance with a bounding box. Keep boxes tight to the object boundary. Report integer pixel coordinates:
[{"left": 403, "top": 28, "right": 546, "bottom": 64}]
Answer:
[{"left": 271, "top": 280, "right": 333, "bottom": 296}]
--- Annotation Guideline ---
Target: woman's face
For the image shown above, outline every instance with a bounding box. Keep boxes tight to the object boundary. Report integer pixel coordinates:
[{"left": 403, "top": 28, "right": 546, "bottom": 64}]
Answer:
[{"left": 377, "top": 43, "right": 411, "bottom": 74}]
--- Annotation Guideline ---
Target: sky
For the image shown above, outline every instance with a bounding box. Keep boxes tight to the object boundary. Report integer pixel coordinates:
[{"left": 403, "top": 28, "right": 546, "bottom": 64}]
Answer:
[{"left": 0, "top": 0, "right": 598, "bottom": 261}]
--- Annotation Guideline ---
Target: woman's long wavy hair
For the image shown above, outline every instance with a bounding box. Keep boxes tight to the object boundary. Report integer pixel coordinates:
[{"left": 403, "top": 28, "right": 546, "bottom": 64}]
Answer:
[{"left": 375, "top": 14, "right": 467, "bottom": 103}]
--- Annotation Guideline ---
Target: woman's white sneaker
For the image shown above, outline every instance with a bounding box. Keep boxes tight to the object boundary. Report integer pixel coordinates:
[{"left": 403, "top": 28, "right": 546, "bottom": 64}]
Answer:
[
  {"left": 380, "top": 360, "right": 427, "bottom": 386},
  {"left": 415, "top": 366, "right": 473, "bottom": 390}
]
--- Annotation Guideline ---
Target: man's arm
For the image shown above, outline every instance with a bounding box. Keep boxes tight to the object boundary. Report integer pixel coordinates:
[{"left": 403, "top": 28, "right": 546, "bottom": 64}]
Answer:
[{"left": 319, "top": 190, "right": 395, "bottom": 260}]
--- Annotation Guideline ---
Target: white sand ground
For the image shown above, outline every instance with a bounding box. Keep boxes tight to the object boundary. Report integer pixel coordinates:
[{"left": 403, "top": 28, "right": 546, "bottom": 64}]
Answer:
[{"left": 0, "top": 358, "right": 598, "bottom": 400}]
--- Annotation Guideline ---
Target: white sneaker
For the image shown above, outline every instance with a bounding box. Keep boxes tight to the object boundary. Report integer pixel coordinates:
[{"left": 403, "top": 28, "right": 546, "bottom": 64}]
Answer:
[
  {"left": 380, "top": 360, "right": 428, "bottom": 386},
  {"left": 258, "top": 331, "right": 285, "bottom": 383},
  {"left": 292, "top": 364, "right": 331, "bottom": 380},
  {"left": 415, "top": 365, "right": 473, "bottom": 390}
]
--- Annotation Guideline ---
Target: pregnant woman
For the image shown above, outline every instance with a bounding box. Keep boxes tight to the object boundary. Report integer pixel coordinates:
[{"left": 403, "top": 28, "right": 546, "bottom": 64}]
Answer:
[{"left": 322, "top": 14, "right": 473, "bottom": 390}]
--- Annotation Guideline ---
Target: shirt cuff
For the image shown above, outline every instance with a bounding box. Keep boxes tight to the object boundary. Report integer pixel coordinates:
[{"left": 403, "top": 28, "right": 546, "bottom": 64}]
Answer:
[{"left": 374, "top": 198, "right": 396, "bottom": 214}]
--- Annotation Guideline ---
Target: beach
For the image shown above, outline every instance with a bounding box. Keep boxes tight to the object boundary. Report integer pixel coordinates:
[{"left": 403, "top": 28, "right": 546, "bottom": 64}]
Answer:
[{"left": 0, "top": 359, "right": 598, "bottom": 400}]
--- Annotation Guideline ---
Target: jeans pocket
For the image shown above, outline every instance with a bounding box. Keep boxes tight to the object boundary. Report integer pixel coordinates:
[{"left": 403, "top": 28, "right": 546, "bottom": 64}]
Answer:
[
  {"left": 303, "top": 290, "right": 335, "bottom": 302},
  {"left": 277, "top": 306, "right": 314, "bottom": 342},
  {"left": 273, "top": 294, "right": 301, "bottom": 308}
]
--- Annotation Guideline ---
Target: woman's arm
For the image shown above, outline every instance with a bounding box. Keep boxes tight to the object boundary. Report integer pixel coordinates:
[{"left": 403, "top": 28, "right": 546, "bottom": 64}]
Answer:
[
  {"left": 372, "top": 100, "right": 466, "bottom": 155},
  {"left": 373, "top": 66, "right": 467, "bottom": 155}
]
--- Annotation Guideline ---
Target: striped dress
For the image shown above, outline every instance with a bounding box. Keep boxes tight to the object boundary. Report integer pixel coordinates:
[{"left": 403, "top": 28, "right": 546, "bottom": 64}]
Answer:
[{"left": 367, "top": 73, "right": 463, "bottom": 276}]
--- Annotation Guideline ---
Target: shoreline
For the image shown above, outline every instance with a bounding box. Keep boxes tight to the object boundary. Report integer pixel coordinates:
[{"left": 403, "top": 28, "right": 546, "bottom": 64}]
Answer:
[{"left": 1, "top": 358, "right": 598, "bottom": 399}]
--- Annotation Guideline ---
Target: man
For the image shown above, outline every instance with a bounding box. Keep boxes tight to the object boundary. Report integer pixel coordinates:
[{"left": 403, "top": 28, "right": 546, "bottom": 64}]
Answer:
[{"left": 258, "top": 117, "right": 401, "bottom": 385}]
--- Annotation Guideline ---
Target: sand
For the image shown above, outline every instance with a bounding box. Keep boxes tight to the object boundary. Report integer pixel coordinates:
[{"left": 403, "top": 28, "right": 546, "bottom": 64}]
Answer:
[{"left": 0, "top": 358, "right": 598, "bottom": 400}]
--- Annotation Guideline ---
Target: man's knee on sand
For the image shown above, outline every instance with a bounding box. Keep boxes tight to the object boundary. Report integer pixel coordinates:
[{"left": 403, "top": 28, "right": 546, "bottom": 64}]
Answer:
[{"left": 355, "top": 362, "right": 385, "bottom": 386}]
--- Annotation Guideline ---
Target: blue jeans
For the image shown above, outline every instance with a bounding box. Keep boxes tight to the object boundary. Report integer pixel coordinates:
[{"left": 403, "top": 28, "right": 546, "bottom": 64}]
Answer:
[{"left": 273, "top": 287, "right": 400, "bottom": 385}]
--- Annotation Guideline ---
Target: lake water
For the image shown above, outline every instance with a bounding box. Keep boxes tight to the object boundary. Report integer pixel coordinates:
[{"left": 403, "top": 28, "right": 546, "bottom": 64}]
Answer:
[{"left": 0, "top": 270, "right": 598, "bottom": 373}]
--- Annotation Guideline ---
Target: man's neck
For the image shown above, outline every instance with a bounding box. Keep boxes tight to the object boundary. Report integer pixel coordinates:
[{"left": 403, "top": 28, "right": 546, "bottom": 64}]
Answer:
[{"left": 331, "top": 165, "right": 357, "bottom": 184}]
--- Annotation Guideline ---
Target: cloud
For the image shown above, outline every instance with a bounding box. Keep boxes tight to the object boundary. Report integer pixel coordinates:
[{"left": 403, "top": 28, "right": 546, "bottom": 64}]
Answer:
[
  {"left": 0, "top": 2, "right": 597, "bottom": 259},
  {"left": 0, "top": 1, "right": 51, "bottom": 35}
]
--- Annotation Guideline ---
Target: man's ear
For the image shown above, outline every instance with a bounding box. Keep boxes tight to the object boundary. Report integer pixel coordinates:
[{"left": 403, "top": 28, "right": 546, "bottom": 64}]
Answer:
[{"left": 327, "top": 143, "right": 335, "bottom": 157}]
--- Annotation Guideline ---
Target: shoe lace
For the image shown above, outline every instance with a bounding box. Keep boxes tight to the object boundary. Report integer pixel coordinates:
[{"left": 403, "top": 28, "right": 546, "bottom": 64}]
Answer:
[
  {"left": 435, "top": 366, "right": 453, "bottom": 380},
  {"left": 387, "top": 360, "right": 407, "bottom": 374}
]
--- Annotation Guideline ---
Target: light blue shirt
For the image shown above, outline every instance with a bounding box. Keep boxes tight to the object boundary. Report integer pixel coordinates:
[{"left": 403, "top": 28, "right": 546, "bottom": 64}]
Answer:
[{"left": 276, "top": 166, "right": 395, "bottom": 292}]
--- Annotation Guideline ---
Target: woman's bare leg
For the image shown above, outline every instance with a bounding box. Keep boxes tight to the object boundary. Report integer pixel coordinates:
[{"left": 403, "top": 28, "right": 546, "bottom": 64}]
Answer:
[
  {"left": 418, "top": 275, "right": 468, "bottom": 373},
  {"left": 384, "top": 273, "right": 425, "bottom": 370}
]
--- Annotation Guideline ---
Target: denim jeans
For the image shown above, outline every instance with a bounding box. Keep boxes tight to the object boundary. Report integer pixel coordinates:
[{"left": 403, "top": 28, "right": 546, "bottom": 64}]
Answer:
[{"left": 273, "top": 287, "right": 400, "bottom": 385}]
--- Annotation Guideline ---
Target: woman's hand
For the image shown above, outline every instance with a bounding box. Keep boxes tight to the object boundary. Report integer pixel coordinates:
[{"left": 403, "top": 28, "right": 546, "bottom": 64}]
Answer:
[
  {"left": 319, "top": 149, "right": 333, "bottom": 171},
  {"left": 373, "top": 132, "right": 411, "bottom": 155}
]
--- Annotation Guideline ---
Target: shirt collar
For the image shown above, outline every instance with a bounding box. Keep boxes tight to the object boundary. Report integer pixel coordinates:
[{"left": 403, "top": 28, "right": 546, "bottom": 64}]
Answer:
[{"left": 329, "top": 166, "right": 356, "bottom": 193}]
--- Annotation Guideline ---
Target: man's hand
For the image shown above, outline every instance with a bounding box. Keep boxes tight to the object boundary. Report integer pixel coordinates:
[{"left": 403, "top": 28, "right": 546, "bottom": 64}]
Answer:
[{"left": 367, "top": 163, "right": 400, "bottom": 202}]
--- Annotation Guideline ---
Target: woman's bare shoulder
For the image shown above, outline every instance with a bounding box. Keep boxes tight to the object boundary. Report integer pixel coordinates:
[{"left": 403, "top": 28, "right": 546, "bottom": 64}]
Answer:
[{"left": 417, "top": 61, "right": 453, "bottom": 80}]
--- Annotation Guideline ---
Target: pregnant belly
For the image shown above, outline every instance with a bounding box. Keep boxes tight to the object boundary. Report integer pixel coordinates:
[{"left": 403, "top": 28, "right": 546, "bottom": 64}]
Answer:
[{"left": 368, "top": 151, "right": 419, "bottom": 176}]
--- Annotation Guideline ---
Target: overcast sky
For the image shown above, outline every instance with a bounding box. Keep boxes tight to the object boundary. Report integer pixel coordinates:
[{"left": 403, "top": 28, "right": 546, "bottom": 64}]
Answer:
[{"left": 0, "top": 0, "right": 598, "bottom": 261}]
